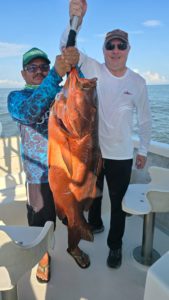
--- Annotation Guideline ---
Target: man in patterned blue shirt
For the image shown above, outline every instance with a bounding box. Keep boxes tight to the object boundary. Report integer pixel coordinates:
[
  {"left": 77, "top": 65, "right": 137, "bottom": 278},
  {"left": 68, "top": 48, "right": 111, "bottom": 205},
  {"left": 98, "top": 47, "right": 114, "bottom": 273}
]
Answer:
[{"left": 8, "top": 46, "right": 79, "bottom": 283}]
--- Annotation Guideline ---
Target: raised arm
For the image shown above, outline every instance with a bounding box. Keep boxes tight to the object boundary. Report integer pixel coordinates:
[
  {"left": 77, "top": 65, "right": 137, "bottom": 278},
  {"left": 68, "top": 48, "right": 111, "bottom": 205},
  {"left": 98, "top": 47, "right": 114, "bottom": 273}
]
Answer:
[
  {"left": 54, "top": 47, "right": 80, "bottom": 77},
  {"left": 69, "top": 0, "right": 87, "bottom": 27},
  {"left": 8, "top": 48, "right": 80, "bottom": 125},
  {"left": 60, "top": 0, "right": 87, "bottom": 49}
]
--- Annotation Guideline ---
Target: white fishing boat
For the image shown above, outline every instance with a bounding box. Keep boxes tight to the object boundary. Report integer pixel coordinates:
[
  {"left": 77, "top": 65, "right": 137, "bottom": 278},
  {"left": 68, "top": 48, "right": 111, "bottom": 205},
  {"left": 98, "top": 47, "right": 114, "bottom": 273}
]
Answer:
[{"left": 0, "top": 130, "right": 169, "bottom": 300}]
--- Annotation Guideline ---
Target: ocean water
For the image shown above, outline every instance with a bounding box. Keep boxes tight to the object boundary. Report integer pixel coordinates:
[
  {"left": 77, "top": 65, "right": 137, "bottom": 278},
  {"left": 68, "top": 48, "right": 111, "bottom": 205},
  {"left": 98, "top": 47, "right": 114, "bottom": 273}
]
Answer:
[
  {"left": 0, "top": 85, "right": 169, "bottom": 144},
  {"left": 147, "top": 85, "right": 169, "bottom": 144}
]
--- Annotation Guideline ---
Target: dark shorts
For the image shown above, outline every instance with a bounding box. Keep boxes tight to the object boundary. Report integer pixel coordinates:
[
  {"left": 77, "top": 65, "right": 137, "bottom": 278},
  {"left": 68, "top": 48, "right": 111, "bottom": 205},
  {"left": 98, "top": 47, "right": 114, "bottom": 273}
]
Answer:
[{"left": 26, "top": 182, "right": 56, "bottom": 228}]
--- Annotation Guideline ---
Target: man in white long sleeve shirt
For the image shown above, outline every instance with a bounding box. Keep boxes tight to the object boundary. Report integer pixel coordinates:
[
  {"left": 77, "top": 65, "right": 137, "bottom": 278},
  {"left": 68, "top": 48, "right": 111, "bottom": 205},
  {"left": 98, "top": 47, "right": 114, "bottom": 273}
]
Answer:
[{"left": 64, "top": 0, "right": 152, "bottom": 269}]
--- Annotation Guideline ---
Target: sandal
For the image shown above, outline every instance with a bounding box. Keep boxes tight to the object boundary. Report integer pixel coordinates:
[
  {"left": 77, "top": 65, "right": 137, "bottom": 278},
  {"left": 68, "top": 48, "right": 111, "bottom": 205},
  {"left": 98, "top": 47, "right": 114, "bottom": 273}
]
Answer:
[
  {"left": 67, "top": 247, "right": 90, "bottom": 269},
  {"left": 36, "top": 253, "right": 51, "bottom": 283}
]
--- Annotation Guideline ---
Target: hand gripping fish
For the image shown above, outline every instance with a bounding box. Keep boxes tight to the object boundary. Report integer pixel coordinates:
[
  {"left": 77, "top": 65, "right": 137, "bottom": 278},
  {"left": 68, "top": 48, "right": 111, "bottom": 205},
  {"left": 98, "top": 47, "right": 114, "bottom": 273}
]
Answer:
[{"left": 48, "top": 68, "right": 102, "bottom": 268}]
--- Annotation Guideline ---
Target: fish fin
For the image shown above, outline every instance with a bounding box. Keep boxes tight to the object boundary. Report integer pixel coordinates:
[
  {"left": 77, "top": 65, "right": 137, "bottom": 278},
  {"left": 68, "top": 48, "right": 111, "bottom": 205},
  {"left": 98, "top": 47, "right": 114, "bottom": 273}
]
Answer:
[
  {"left": 60, "top": 141, "right": 73, "bottom": 176},
  {"left": 94, "top": 154, "right": 103, "bottom": 176},
  {"left": 68, "top": 223, "right": 93, "bottom": 250}
]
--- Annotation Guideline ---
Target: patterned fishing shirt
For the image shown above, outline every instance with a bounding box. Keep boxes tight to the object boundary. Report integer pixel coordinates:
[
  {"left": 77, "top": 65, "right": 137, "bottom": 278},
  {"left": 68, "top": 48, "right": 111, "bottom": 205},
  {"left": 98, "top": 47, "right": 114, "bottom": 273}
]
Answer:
[{"left": 8, "top": 67, "right": 63, "bottom": 183}]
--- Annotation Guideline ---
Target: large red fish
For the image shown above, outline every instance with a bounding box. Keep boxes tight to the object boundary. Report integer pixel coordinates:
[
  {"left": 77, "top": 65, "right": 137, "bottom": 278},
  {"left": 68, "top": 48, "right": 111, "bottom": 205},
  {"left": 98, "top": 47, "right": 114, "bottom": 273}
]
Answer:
[{"left": 48, "top": 68, "right": 101, "bottom": 266}]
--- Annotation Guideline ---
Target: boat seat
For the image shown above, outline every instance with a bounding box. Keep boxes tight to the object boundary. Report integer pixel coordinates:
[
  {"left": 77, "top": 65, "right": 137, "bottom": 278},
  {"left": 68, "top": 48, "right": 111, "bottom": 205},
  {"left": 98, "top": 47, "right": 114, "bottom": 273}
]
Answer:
[
  {"left": 144, "top": 250, "right": 169, "bottom": 300},
  {"left": 122, "top": 166, "right": 169, "bottom": 266},
  {"left": 147, "top": 166, "right": 169, "bottom": 212},
  {"left": 0, "top": 221, "right": 54, "bottom": 300},
  {"left": 122, "top": 183, "right": 151, "bottom": 215}
]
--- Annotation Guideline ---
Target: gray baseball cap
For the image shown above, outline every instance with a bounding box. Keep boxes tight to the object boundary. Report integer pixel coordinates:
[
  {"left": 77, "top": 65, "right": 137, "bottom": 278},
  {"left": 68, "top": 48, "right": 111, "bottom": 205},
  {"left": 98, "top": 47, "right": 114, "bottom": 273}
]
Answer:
[{"left": 105, "top": 29, "right": 128, "bottom": 43}]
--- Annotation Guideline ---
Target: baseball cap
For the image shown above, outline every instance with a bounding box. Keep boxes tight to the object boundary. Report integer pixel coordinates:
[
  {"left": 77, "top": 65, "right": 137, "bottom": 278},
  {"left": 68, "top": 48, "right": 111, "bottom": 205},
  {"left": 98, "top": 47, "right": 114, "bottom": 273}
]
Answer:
[
  {"left": 23, "top": 47, "right": 51, "bottom": 67},
  {"left": 105, "top": 29, "right": 128, "bottom": 44}
]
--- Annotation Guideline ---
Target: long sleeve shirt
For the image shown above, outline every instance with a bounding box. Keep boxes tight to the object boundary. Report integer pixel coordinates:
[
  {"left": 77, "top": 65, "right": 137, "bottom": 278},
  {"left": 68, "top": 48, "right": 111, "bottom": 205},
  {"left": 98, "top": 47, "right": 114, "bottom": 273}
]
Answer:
[
  {"left": 8, "top": 67, "right": 63, "bottom": 183},
  {"left": 60, "top": 27, "right": 152, "bottom": 159}
]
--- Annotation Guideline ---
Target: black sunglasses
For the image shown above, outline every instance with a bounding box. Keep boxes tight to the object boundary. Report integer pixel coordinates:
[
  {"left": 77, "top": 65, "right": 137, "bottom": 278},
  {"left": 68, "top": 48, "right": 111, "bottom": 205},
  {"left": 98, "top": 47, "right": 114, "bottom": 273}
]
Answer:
[
  {"left": 105, "top": 41, "right": 128, "bottom": 51},
  {"left": 24, "top": 64, "right": 50, "bottom": 73}
]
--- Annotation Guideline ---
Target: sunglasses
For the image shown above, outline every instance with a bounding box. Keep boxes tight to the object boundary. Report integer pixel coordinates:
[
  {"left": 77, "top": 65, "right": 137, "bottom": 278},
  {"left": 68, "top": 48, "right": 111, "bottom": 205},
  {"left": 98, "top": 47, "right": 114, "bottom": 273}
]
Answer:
[
  {"left": 24, "top": 64, "right": 50, "bottom": 73},
  {"left": 105, "top": 41, "right": 128, "bottom": 51}
]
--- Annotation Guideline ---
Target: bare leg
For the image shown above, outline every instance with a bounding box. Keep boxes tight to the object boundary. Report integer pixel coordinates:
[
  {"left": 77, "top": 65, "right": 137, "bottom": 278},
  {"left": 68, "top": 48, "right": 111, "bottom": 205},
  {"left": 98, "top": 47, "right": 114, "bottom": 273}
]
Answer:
[{"left": 36, "top": 252, "right": 51, "bottom": 283}]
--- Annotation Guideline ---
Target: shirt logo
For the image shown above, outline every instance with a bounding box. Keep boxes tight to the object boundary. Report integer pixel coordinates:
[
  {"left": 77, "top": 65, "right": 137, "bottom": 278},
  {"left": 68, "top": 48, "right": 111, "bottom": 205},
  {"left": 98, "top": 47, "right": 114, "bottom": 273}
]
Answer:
[{"left": 123, "top": 90, "right": 133, "bottom": 95}]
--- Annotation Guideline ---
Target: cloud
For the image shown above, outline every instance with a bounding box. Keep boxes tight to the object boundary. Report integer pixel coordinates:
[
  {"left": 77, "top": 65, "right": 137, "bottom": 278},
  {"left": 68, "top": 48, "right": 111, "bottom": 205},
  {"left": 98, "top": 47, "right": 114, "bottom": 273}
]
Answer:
[
  {"left": 0, "top": 42, "right": 29, "bottom": 58},
  {"left": 142, "top": 20, "right": 162, "bottom": 27},
  {"left": 133, "top": 69, "right": 169, "bottom": 84},
  {"left": 0, "top": 79, "right": 24, "bottom": 88},
  {"left": 143, "top": 71, "right": 168, "bottom": 84}
]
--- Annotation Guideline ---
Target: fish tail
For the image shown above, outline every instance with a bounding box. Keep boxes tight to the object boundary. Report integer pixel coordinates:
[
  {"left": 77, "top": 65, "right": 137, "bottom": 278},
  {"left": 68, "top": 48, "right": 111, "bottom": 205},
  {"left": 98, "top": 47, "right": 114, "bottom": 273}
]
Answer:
[{"left": 68, "top": 221, "right": 94, "bottom": 250}]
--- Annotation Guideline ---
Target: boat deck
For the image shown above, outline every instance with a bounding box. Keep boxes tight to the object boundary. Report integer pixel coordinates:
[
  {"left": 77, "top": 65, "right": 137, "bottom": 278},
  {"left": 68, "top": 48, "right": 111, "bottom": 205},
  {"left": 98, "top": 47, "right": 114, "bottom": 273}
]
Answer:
[{"left": 13, "top": 212, "right": 169, "bottom": 300}]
